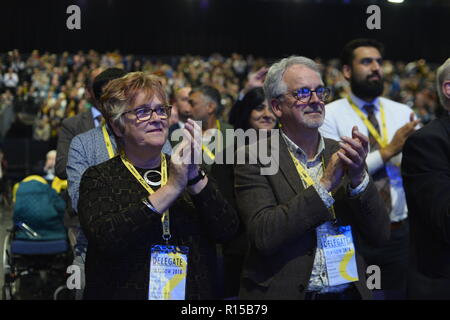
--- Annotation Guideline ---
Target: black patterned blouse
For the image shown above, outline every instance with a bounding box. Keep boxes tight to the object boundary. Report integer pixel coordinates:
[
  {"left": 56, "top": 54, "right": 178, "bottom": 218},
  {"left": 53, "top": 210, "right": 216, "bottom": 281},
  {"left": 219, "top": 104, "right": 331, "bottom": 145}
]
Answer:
[{"left": 78, "top": 155, "right": 239, "bottom": 300}]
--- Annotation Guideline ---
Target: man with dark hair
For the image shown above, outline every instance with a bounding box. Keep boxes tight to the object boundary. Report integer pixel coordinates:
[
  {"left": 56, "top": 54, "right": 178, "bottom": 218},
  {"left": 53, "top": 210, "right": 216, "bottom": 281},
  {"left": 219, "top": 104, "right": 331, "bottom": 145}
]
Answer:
[
  {"left": 91, "top": 68, "right": 128, "bottom": 104},
  {"left": 187, "top": 85, "right": 233, "bottom": 169},
  {"left": 168, "top": 87, "right": 192, "bottom": 141},
  {"left": 320, "top": 38, "right": 421, "bottom": 299},
  {"left": 402, "top": 58, "right": 450, "bottom": 299},
  {"left": 186, "top": 85, "right": 237, "bottom": 298},
  {"left": 340, "top": 39, "right": 385, "bottom": 70}
]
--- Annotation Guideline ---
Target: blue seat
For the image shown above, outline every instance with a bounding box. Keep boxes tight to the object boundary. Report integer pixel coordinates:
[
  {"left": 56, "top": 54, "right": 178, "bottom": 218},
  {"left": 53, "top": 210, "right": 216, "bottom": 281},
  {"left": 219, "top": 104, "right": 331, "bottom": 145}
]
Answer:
[{"left": 11, "top": 239, "right": 69, "bottom": 255}]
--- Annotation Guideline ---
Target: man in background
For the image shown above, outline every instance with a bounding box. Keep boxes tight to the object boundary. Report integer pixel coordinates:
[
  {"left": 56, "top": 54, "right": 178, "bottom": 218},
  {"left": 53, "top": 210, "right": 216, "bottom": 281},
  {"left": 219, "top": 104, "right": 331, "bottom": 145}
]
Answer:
[
  {"left": 169, "top": 87, "right": 192, "bottom": 141},
  {"left": 320, "top": 38, "right": 420, "bottom": 299}
]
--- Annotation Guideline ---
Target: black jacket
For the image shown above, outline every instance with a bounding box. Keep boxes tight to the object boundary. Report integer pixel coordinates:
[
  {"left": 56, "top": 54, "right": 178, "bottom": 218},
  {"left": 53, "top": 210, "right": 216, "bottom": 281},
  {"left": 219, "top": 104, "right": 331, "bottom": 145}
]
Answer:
[
  {"left": 78, "top": 156, "right": 239, "bottom": 299},
  {"left": 402, "top": 115, "right": 450, "bottom": 280}
]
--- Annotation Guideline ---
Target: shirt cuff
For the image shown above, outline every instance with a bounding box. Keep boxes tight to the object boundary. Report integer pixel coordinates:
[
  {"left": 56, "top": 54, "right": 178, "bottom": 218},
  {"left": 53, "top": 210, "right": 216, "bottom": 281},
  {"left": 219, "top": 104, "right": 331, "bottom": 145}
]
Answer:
[
  {"left": 313, "top": 184, "right": 335, "bottom": 209},
  {"left": 367, "top": 150, "right": 384, "bottom": 175},
  {"left": 348, "top": 171, "right": 370, "bottom": 196}
]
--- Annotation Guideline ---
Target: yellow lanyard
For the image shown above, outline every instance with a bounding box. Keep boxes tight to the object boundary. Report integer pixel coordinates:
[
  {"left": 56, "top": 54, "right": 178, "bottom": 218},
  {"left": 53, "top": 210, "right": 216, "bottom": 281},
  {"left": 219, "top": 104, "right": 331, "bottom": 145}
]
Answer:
[
  {"left": 347, "top": 98, "right": 389, "bottom": 148},
  {"left": 288, "top": 151, "right": 315, "bottom": 187},
  {"left": 202, "top": 120, "right": 221, "bottom": 161},
  {"left": 288, "top": 150, "right": 336, "bottom": 219},
  {"left": 120, "top": 153, "right": 171, "bottom": 241},
  {"left": 101, "top": 124, "right": 116, "bottom": 159}
]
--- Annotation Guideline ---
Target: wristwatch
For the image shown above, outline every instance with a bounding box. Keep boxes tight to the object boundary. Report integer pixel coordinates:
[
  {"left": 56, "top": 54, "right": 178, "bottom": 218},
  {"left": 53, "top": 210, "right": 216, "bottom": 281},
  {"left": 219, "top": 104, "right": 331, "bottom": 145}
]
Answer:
[{"left": 187, "top": 168, "right": 206, "bottom": 186}]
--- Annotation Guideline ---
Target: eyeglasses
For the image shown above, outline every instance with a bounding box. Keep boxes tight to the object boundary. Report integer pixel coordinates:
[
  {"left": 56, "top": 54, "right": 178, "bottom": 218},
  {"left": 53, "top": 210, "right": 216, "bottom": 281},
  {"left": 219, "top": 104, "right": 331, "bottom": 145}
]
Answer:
[
  {"left": 288, "top": 87, "right": 331, "bottom": 104},
  {"left": 121, "top": 104, "right": 172, "bottom": 121}
]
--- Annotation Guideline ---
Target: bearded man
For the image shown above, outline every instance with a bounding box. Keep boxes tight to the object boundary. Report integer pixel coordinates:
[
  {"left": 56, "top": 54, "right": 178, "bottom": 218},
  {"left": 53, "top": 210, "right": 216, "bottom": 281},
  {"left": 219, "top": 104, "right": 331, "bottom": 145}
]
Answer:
[{"left": 320, "top": 39, "right": 420, "bottom": 300}]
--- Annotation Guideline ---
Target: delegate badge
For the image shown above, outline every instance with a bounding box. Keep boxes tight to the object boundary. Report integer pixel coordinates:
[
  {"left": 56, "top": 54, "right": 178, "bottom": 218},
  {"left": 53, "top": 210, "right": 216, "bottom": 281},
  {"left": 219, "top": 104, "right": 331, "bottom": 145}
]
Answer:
[
  {"left": 148, "top": 245, "right": 189, "bottom": 300},
  {"left": 322, "top": 225, "right": 359, "bottom": 286}
]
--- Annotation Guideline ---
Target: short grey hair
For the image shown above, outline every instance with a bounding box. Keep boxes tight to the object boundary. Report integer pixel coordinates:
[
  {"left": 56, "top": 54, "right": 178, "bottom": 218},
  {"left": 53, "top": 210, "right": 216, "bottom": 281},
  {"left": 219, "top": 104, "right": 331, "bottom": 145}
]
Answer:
[
  {"left": 436, "top": 58, "right": 450, "bottom": 109},
  {"left": 263, "top": 56, "right": 322, "bottom": 101}
]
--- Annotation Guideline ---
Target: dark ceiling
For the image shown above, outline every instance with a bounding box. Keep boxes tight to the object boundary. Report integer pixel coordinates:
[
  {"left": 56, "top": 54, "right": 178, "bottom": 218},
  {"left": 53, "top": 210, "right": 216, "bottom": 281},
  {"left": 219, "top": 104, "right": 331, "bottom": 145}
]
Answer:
[
  {"left": 258, "top": 0, "right": 450, "bottom": 6},
  {"left": 2, "top": 0, "right": 449, "bottom": 62}
]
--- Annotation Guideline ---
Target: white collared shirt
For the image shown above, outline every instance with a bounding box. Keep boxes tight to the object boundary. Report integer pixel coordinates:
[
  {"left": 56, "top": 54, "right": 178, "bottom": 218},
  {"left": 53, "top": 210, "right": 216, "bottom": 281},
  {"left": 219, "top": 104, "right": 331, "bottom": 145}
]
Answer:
[
  {"left": 91, "top": 106, "right": 103, "bottom": 128},
  {"left": 320, "top": 93, "right": 415, "bottom": 222}
]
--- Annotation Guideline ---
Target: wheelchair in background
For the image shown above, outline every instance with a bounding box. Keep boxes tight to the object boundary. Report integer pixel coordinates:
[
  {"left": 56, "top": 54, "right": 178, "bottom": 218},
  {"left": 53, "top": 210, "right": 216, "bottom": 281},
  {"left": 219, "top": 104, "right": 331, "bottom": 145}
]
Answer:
[
  {"left": 2, "top": 222, "right": 73, "bottom": 300},
  {"left": 2, "top": 175, "right": 73, "bottom": 300}
]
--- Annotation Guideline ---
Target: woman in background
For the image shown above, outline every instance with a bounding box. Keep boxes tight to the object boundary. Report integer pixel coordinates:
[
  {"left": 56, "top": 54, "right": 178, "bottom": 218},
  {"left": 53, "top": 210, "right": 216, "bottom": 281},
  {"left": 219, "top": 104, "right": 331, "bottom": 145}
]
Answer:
[{"left": 231, "top": 87, "right": 276, "bottom": 131}]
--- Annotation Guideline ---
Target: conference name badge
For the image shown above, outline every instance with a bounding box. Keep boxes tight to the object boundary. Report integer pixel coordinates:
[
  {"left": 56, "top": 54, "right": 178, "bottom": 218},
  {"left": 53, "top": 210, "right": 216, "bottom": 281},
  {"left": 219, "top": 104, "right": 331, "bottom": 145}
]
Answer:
[
  {"left": 148, "top": 245, "right": 189, "bottom": 300},
  {"left": 322, "top": 225, "right": 359, "bottom": 286}
]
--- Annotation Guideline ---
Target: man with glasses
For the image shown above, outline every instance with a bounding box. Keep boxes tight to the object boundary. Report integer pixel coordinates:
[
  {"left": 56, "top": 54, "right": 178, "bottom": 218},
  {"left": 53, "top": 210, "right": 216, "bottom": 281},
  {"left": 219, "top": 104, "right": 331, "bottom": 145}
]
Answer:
[
  {"left": 234, "top": 55, "right": 390, "bottom": 300},
  {"left": 320, "top": 39, "right": 420, "bottom": 299}
]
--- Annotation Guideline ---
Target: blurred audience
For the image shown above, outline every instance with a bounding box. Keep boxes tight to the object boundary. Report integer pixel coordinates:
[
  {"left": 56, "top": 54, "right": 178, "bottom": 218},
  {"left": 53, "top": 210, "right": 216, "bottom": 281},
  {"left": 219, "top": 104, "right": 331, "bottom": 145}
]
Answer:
[{"left": 0, "top": 49, "right": 443, "bottom": 144}]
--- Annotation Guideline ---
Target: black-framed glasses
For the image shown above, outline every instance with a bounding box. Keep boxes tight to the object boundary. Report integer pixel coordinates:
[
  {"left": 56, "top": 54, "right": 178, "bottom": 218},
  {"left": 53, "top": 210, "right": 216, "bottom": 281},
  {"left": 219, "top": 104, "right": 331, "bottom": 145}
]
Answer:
[
  {"left": 121, "top": 104, "right": 172, "bottom": 121},
  {"left": 289, "top": 87, "right": 331, "bottom": 103}
]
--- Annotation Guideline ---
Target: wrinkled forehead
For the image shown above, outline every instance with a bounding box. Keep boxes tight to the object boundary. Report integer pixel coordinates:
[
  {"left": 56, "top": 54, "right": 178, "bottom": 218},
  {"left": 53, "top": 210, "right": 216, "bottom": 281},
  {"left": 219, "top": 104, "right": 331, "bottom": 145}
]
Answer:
[{"left": 283, "top": 64, "right": 323, "bottom": 90}]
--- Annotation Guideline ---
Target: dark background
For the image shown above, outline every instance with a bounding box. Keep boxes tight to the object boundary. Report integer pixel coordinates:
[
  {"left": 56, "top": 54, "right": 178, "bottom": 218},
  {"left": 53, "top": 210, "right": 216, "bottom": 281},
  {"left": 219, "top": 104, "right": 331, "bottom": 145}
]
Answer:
[{"left": 1, "top": 0, "right": 449, "bottom": 62}]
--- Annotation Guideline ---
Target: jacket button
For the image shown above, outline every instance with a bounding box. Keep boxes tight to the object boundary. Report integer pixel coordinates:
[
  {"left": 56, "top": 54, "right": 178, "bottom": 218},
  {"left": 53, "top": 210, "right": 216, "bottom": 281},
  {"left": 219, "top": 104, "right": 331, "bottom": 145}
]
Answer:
[{"left": 298, "top": 284, "right": 305, "bottom": 292}]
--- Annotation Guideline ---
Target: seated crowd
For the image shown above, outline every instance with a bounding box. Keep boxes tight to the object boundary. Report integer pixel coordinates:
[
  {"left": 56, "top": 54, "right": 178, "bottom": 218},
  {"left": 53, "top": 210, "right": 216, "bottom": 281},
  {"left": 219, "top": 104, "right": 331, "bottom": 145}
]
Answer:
[{"left": 0, "top": 49, "right": 443, "bottom": 144}]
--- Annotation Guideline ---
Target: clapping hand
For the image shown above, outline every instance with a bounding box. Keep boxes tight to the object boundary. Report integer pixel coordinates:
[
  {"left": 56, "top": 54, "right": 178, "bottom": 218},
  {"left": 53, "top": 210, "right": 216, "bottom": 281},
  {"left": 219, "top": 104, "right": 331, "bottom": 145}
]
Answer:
[
  {"left": 337, "top": 126, "right": 369, "bottom": 188},
  {"left": 380, "top": 112, "right": 421, "bottom": 162},
  {"left": 183, "top": 119, "right": 203, "bottom": 178},
  {"left": 169, "top": 123, "right": 196, "bottom": 192}
]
